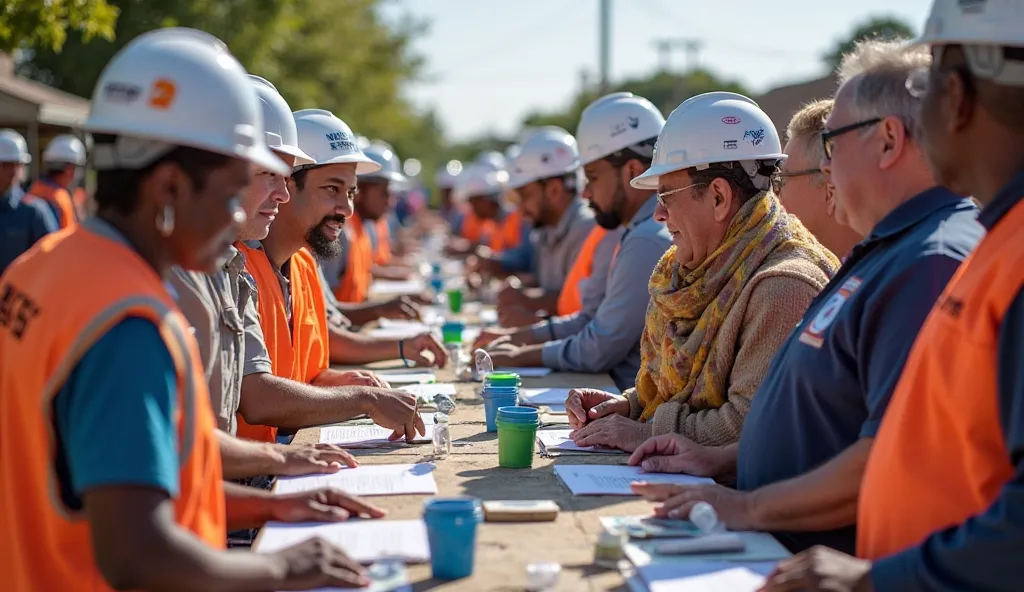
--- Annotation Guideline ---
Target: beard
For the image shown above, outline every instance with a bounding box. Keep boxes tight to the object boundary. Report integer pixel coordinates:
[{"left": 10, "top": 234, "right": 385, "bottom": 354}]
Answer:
[
  {"left": 305, "top": 214, "right": 345, "bottom": 260},
  {"left": 590, "top": 183, "right": 626, "bottom": 229}
]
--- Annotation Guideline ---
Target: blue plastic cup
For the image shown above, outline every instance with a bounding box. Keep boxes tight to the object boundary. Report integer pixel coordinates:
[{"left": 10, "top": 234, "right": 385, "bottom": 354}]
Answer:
[
  {"left": 423, "top": 498, "right": 483, "bottom": 580},
  {"left": 482, "top": 391, "right": 518, "bottom": 432}
]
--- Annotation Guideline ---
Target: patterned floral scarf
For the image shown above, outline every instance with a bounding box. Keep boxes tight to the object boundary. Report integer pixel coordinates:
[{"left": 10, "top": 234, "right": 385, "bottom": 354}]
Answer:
[{"left": 636, "top": 192, "right": 839, "bottom": 421}]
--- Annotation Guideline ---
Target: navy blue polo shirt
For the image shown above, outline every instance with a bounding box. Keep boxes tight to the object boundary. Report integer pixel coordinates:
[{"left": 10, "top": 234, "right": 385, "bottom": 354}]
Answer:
[
  {"left": 0, "top": 186, "right": 59, "bottom": 275},
  {"left": 736, "top": 187, "right": 984, "bottom": 554}
]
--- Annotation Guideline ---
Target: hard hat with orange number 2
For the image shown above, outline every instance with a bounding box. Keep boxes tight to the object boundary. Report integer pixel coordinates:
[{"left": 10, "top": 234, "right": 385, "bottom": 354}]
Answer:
[{"left": 84, "top": 27, "right": 288, "bottom": 176}]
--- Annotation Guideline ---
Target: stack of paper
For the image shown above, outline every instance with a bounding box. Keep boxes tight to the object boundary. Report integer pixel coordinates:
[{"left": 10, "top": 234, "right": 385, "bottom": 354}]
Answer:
[
  {"left": 255, "top": 519, "right": 430, "bottom": 565},
  {"left": 399, "top": 383, "right": 457, "bottom": 408},
  {"left": 319, "top": 413, "right": 435, "bottom": 447},
  {"left": 553, "top": 465, "right": 714, "bottom": 496},
  {"left": 519, "top": 386, "right": 622, "bottom": 408},
  {"left": 369, "top": 279, "right": 426, "bottom": 298},
  {"left": 275, "top": 463, "right": 438, "bottom": 496},
  {"left": 635, "top": 564, "right": 773, "bottom": 592},
  {"left": 495, "top": 367, "right": 553, "bottom": 377},
  {"left": 536, "top": 429, "right": 625, "bottom": 455}
]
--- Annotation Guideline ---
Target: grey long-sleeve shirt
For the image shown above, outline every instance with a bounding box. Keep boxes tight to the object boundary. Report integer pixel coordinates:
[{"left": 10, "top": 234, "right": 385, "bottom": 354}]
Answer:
[
  {"left": 534, "top": 197, "right": 596, "bottom": 294},
  {"left": 541, "top": 196, "right": 672, "bottom": 390}
]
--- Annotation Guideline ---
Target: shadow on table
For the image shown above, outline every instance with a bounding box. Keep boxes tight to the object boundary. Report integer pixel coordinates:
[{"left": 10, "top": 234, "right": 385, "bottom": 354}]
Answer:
[
  {"left": 409, "top": 562, "right": 628, "bottom": 591},
  {"left": 454, "top": 430, "right": 496, "bottom": 444},
  {"left": 453, "top": 464, "right": 635, "bottom": 513}
]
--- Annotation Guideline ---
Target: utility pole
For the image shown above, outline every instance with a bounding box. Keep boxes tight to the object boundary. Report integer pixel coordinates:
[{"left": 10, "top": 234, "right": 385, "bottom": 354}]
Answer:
[
  {"left": 599, "top": 0, "right": 611, "bottom": 92},
  {"left": 650, "top": 38, "right": 704, "bottom": 73}
]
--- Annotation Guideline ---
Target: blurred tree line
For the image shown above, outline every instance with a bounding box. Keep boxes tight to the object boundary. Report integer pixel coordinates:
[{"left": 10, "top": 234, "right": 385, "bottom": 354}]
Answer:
[{"left": 1, "top": 4, "right": 915, "bottom": 194}]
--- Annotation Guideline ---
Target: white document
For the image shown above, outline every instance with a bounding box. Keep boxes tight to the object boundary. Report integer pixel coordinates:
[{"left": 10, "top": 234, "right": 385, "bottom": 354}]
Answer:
[
  {"left": 399, "top": 383, "right": 457, "bottom": 398},
  {"left": 255, "top": 519, "right": 430, "bottom": 565},
  {"left": 647, "top": 566, "right": 766, "bottom": 592},
  {"left": 553, "top": 464, "right": 713, "bottom": 496},
  {"left": 494, "top": 366, "right": 553, "bottom": 377},
  {"left": 537, "top": 429, "right": 625, "bottom": 454},
  {"left": 275, "top": 463, "right": 438, "bottom": 496},
  {"left": 319, "top": 414, "right": 434, "bottom": 447},
  {"left": 367, "top": 326, "right": 426, "bottom": 339},
  {"left": 369, "top": 279, "right": 426, "bottom": 297},
  {"left": 378, "top": 318, "right": 432, "bottom": 331},
  {"left": 478, "top": 308, "right": 498, "bottom": 325},
  {"left": 374, "top": 370, "right": 436, "bottom": 384},
  {"left": 519, "top": 386, "right": 621, "bottom": 406}
]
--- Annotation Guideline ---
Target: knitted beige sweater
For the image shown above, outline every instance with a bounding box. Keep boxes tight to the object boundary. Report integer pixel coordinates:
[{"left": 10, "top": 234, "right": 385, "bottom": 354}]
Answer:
[{"left": 625, "top": 249, "right": 832, "bottom": 446}]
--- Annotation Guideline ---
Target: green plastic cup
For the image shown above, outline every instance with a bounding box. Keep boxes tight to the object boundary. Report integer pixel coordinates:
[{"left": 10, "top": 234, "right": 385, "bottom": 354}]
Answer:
[
  {"left": 496, "top": 418, "right": 538, "bottom": 468},
  {"left": 446, "top": 287, "right": 464, "bottom": 314},
  {"left": 484, "top": 372, "right": 520, "bottom": 388}
]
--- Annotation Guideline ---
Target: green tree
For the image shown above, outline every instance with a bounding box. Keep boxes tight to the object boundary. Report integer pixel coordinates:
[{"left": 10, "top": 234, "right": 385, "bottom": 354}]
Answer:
[
  {"left": 16, "top": 0, "right": 445, "bottom": 183},
  {"left": 0, "top": 0, "right": 119, "bottom": 53},
  {"left": 823, "top": 16, "right": 916, "bottom": 71}
]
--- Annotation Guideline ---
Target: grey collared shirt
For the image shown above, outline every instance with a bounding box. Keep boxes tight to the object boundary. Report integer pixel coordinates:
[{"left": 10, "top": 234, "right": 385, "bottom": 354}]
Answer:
[
  {"left": 541, "top": 196, "right": 672, "bottom": 390},
  {"left": 535, "top": 197, "right": 597, "bottom": 294},
  {"left": 170, "top": 247, "right": 272, "bottom": 435},
  {"left": 532, "top": 225, "right": 624, "bottom": 340}
]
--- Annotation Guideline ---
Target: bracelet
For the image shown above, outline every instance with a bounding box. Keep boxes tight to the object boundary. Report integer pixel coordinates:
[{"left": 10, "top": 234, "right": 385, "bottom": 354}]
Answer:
[{"left": 398, "top": 339, "right": 411, "bottom": 367}]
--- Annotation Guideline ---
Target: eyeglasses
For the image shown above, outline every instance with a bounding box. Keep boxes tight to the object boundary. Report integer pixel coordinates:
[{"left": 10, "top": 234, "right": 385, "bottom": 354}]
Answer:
[
  {"left": 821, "top": 118, "right": 882, "bottom": 160},
  {"left": 656, "top": 182, "right": 705, "bottom": 208},
  {"left": 771, "top": 169, "right": 821, "bottom": 194}
]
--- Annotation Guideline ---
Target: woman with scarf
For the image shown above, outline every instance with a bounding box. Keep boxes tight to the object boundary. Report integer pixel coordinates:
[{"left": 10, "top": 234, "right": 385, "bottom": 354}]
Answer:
[{"left": 567, "top": 92, "right": 839, "bottom": 452}]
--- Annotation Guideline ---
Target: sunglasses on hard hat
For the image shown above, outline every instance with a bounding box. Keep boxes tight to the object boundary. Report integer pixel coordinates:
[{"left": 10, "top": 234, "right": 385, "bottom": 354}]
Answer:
[{"left": 821, "top": 118, "right": 882, "bottom": 161}]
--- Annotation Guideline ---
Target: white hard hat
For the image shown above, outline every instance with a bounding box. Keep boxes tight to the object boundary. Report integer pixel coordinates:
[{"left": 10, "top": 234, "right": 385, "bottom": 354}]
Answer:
[
  {"left": 0, "top": 129, "right": 31, "bottom": 164},
  {"left": 505, "top": 143, "right": 521, "bottom": 161},
  {"left": 43, "top": 134, "right": 87, "bottom": 166},
  {"left": 84, "top": 27, "right": 288, "bottom": 175},
  {"left": 455, "top": 163, "right": 508, "bottom": 202},
  {"left": 509, "top": 126, "right": 580, "bottom": 189},
  {"left": 249, "top": 75, "right": 315, "bottom": 167},
  {"left": 910, "top": 0, "right": 1024, "bottom": 86},
  {"left": 475, "top": 150, "right": 507, "bottom": 172},
  {"left": 630, "top": 92, "right": 785, "bottom": 191},
  {"left": 435, "top": 160, "right": 462, "bottom": 189},
  {"left": 293, "top": 109, "right": 380, "bottom": 174},
  {"left": 360, "top": 144, "right": 407, "bottom": 184},
  {"left": 577, "top": 92, "right": 666, "bottom": 167}
]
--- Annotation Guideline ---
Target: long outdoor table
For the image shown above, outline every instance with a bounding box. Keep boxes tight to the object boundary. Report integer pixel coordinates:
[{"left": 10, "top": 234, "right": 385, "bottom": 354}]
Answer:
[{"left": 290, "top": 359, "right": 653, "bottom": 591}]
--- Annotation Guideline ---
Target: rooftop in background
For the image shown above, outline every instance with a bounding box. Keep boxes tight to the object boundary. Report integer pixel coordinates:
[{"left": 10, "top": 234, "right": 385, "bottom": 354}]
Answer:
[
  {"left": 0, "top": 53, "right": 90, "bottom": 128},
  {"left": 757, "top": 75, "right": 839, "bottom": 138}
]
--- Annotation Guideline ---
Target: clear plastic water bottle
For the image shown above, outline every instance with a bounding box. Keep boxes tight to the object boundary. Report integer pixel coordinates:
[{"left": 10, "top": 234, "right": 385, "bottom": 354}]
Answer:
[
  {"left": 432, "top": 413, "right": 451, "bottom": 459},
  {"left": 689, "top": 501, "right": 724, "bottom": 534}
]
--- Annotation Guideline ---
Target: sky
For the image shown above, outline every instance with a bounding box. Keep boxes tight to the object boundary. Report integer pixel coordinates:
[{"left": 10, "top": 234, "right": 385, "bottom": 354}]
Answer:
[{"left": 380, "top": 0, "right": 933, "bottom": 142}]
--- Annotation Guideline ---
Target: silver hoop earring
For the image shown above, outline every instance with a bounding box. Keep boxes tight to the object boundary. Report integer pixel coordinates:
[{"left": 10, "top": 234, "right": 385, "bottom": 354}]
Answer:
[{"left": 157, "top": 204, "right": 175, "bottom": 237}]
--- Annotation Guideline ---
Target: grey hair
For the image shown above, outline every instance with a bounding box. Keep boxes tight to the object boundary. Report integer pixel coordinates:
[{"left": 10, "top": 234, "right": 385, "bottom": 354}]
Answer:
[{"left": 836, "top": 39, "right": 931, "bottom": 139}]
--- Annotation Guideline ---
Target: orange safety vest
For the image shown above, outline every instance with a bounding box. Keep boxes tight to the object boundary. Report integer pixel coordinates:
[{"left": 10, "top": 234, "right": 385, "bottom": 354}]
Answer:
[
  {"left": 857, "top": 197, "right": 1024, "bottom": 560},
  {"left": 0, "top": 226, "right": 226, "bottom": 591},
  {"left": 556, "top": 226, "right": 607, "bottom": 316},
  {"left": 334, "top": 213, "right": 374, "bottom": 303},
  {"left": 22, "top": 180, "right": 79, "bottom": 229},
  {"left": 373, "top": 217, "right": 392, "bottom": 266},
  {"left": 460, "top": 210, "right": 522, "bottom": 252},
  {"left": 235, "top": 244, "right": 329, "bottom": 443}
]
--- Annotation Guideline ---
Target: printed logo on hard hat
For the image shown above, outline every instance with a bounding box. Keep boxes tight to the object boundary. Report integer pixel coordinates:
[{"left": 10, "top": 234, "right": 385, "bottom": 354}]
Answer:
[
  {"left": 742, "top": 128, "right": 766, "bottom": 146},
  {"left": 610, "top": 118, "right": 636, "bottom": 138},
  {"left": 325, "top": 131, "right": 356, "bottom": 152},
  {"left": 102, "top": 82, "right": 142, "bottom": 105},
  {"left": 148, "top": 79, "right": 177, "bottom": 110},
  {"left": 627, "top": 116, "right": 639, "bottom": 129},
  {"left": 723, "top": 140, "right": 738, "bottom": 150},
  {"left": 722, "top": 116, "right": 741, "bottom": 125},
  {"left": 958, "top": 0, "right": 987, "bottom": 15},
  {"left": 540, "top": 154, "right": 550, "bottom": 164}
]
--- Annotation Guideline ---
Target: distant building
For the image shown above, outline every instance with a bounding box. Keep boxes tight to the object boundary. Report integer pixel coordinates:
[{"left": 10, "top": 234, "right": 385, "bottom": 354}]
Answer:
[
  {"left": 0, "top": 53, "right": 90, "bottom": 179},
  {"left": 757, "top": 74, "right": 839, "bottom": 138}
]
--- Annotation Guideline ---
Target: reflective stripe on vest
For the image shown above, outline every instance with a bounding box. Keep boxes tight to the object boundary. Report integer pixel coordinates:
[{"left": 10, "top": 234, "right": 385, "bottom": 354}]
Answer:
[{"left": 0, "top": 227, "right": 225, "bottom": 591}]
